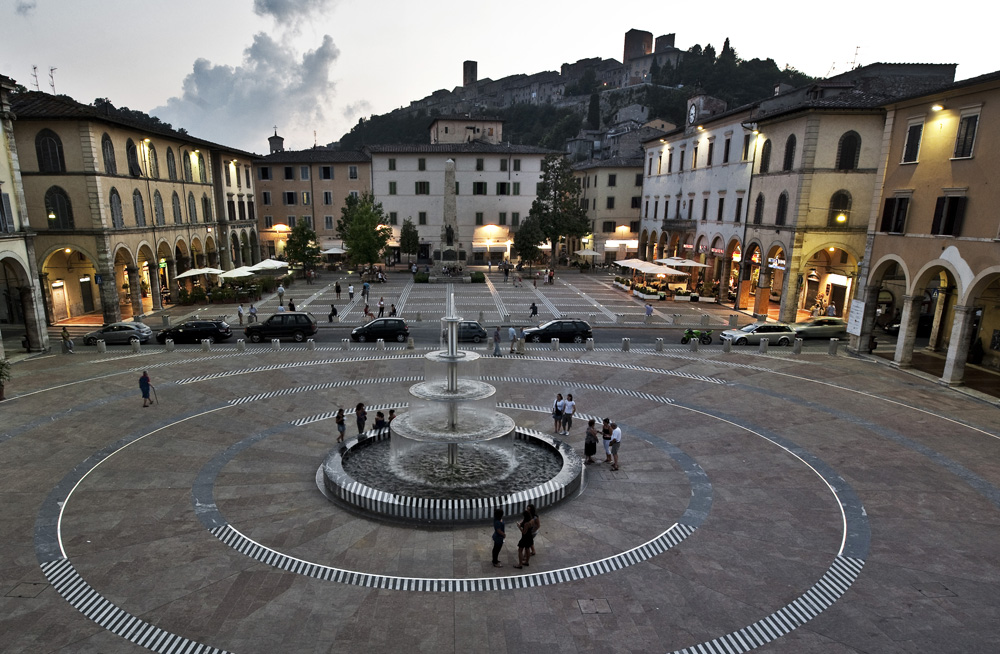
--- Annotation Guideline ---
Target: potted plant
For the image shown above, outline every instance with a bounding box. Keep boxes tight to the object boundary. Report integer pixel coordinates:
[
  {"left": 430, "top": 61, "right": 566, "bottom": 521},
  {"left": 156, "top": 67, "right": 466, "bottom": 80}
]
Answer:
[{"left": 0, "top": 357, "right": 11, "bottom": 402}]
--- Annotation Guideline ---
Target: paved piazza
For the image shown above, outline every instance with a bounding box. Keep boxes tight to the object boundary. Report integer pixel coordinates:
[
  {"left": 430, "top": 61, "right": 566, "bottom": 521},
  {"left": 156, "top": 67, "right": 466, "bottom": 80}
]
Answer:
[{"left": 2, "top": 280, "right": 1000, "bottom": 653}]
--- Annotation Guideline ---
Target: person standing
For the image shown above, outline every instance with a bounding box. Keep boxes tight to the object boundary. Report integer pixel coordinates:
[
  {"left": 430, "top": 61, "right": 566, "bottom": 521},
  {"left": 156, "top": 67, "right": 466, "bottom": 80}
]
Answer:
[
  {"left": 335, "top": 408, "right": 346, "bottom": 443},
  {"left": 508, "top": 325, "right": 517, "bottom": 353},
  {"left": 602, "top": 417, "right": 613, "bottom": 463},
  {"left": 288, "top": 298, "right": 296, "bottom": 312},
  {"left": 488, "top": 260, "right": 492, "bottom": 273},
  {"left": 513, "top": 508, "right": 534, "bottom": 569},
  {"left": 503, "top": 267, "right": 509, "bottom": 284},
  {"left": 249, "top": 304, "right": 258, "bottom": 323},
  {"left": 527, "top": 503, "right": 540, "bottom": 556},
  {"left": 584, "top": 418, "right": 598, "bottom": 464},
  {"left": 492, "top": 326, "right": 502, "bottom": 357},
  {"left": 491, "top": 508, "right": 505, "bottom": 568},
  {"left": 237, "top": 303, "right": 245, "bottom": 325},
  {"left": 335, "top": 281, "right": 342, "bottom": 300},
  {"left": 139, "top": 371, "right": 152, "bottom": 407},
  {"left": 552, "top": 394, "right": 564, "bottom": 433},
  {"left": 644, "top": 302, "right": 653, "bottom": 319},
  {"left": 529, "top": 302, "right": 538, "bottom": 319},
  {"left": 827, "top": 302, "right": 837, "bottom": 317},
  {"left": 348, "top": 284, "right": 355, "bottom": 300},
  {"left": 328, "top": 304, "right": 338, "bottom": 322},
  {"left": 373, "top": 411, "right": 387, "bottom": 435},
  {"left": 355, "top": 402, "right": 367, "bottom": 435},
  {"left": 277, "top": 283, "right": 285, "bottom": 306},
  {"left": 517, "top": 326, "right": 526, "bottom": 354},
  {"left": 60, "top": 327, "right": 75, "bottom": 354},
  {"left": 561, "top": 393, "right": 575, "bottom": 436},
  {"left": 610, "top": 421, "right": 622, "bottom": 471},
  {"left": 378, "top": 297, "right": 385, "bottom": 317}
]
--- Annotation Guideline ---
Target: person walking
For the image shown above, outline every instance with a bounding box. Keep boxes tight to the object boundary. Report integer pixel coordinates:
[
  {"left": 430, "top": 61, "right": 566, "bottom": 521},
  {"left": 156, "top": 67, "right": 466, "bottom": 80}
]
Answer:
[
  {"left": 529, "top": 302, "right": 538, "bottom": 319},
  {"left": 378, "top": 297, "right": 385, "bottom": 317},
  {"left": 602, "top": 417, "right": 613, "bottom": 463},
  {"left": 488, "top": 260, "right": 492, "bottom": 273},
  {"left": 61, "top": 327, "right": 75, "bottom": 354},
  {"left": 335, "top": 408, "right": 346, "bottom": 443},
  {"left": 517, "top": 326, "right": 526, "bottom": 354},
  {"left": 288, "top": 298, "right": 296, "bottom": 312},
  {"left": 277, "top": 283, "right": 285, "bottom": 306},
  {"left": 503, "top": 267, "right": 509, "bottom": 284},
  {"left": 492, "top": 326, "right": 502, "bottom": 357},
  {"left": 552, "top": 394, "right": 564, "bottom": 433},
  {"left": 491, "top": 508, "right": 505, "bottom": 567},
  {"left": 610, "top": 421, "right": 622, "bottom": 471},
  {"left": 561, "top": 393, "right": 576, "bottom": 436},
  {"left": 644, "top": 302, "right": 653, "bottom": 319},
  {"left": 508, "top": 325, "right": 517, "bottom": 353},
  {"left": 584, "top": 418, "right": 598, "bottom": 464},
  {"left": 249, "top": 304, "right": 258, "bottom": 323},
  {"left": 139, "top": 371, "right": 152, "bottom": 407},
  {"left": 362, "top": 281, "right": 370, "bottom": 300},
  {"left": 335, "top": 281, "right": 342, "bottom": 300},
  {"left": 328, "top": 304, "right": 338, "bottom": 322},
  {"left": 827, "top": 302, "right": 837, "bottom": 317},
  {"left": 526, "top": 503, "right": 540, "bottom": 556},
  {"left": 237, "top": 303, "right": 245, "bottom": 325},
  {"left": 355, "top": 402, "right": 367, "bottom": 435},
  {"left": 348, "top": 284, "right": 355, "bottom": 300}
]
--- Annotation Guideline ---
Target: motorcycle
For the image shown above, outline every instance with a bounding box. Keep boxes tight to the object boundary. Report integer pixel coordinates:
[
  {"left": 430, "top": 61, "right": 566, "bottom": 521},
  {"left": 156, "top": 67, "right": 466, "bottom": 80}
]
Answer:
[{"left": 681, "top": 328, "right": 713, "bottom": 345}]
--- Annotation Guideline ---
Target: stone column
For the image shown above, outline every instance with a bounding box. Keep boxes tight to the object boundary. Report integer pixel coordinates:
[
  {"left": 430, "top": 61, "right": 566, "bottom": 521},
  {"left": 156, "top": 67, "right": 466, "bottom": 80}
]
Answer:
[
  {"left": 98, "top": 267, "right": 120, "bottom": 325},
  {"left": 165, "top": 258, "right": 177, "bottom": 296},
  {"left": 150, "top": 273, "right": 163, "bottom": 311},
  {"left": 892, "top": 294, "right": 923, "bottom": 369},
  {"left": 218, "top": 231, "right": 234, "bottom": 270},
  {"left": 735, "top": 262, "right": 752, "bottom": 310},
  {"left": 851, "top": 283, "right": 881, "bottom": 353},
  {"left": 925, "top": 287, "right": 950, "bottom": 352},
  {"left": 127, "top": 266, "right": 143, "bottom": 319},
  {"left": 753, "top": 270, "right": 771, "bottom": 318},
  {"left": 718, "top": 257, "right": 731, "bottom": 304},
  {"left": 940, "top": 305, "right": 976, "bottom": 386}
]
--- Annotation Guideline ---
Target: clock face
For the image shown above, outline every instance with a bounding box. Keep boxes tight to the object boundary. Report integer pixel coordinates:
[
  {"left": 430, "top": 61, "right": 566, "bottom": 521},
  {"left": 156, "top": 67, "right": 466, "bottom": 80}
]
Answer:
[{"left": 688, "top": 105, "right": 697, "bottom": 124}]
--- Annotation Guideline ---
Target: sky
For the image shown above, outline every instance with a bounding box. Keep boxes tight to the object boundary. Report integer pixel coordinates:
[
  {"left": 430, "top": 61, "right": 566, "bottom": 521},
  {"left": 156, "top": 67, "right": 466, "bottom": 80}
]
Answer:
[{"left": 2, "top": 0, "right": 996, "bottom": 155}]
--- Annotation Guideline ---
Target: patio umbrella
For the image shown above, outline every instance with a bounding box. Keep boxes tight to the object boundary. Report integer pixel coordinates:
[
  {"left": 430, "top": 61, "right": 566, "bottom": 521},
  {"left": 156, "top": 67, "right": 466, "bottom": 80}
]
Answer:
[
  {"left": 218, "top": 266, "right": 256, "bottom": 279},
  {"left": 574, "top": 248, "right": 601, "bottom": 256},
  {"left": 321, "top": 246, "right": 347, "bottom": 255},
  {"left": 201, "top": 267, "right": 225, "bottom": 275},
  {"left": 654, "top": 256, "right": 709, "bottom": 268},
  {"left": 174, "top": 268, "right": 206, "bottom": 279},
  {"left": 248, "top": 258, "right": 289, "bottom": 271},
  {"left": 641, "top": 262, "right": 687, "bottom": 276}
]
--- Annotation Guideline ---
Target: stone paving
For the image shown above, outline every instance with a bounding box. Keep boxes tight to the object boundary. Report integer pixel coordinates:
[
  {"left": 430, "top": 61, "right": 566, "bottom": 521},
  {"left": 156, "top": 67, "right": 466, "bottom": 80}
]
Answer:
[{"left": 2, "top": 274, "right": 1000, "bottom": 653}]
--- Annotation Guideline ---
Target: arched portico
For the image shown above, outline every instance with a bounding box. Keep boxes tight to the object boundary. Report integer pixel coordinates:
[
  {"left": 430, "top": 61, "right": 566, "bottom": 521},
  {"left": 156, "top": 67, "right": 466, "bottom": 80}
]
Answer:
[{"left": 1, "top": 253, "right": 50, "bottom": 354}]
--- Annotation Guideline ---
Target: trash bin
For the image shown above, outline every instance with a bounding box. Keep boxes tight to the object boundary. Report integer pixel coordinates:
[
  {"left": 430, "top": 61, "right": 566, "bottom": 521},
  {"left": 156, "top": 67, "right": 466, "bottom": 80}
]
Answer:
[{"left": 690, "top": 294, "right": 700, "bottom": 302}]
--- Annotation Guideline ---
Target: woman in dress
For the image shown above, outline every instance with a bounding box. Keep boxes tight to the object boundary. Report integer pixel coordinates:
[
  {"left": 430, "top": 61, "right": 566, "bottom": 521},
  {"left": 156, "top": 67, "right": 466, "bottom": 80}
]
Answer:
[
  {"left": 355, "top": 402, "right": 367, "bottom": 435},
  {"left": 584, "top": 418, "right": 598, "bottom": 464}
]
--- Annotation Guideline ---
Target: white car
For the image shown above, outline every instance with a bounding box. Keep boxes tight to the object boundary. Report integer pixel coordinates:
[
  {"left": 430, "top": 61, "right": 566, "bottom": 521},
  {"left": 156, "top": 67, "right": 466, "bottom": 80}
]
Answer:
[{"left": 721, "top": 322, "right": 796, "bottom": 346}]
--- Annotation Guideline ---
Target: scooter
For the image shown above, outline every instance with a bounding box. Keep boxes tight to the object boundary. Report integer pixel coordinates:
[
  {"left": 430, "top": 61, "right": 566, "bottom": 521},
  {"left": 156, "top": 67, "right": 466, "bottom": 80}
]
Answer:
[{"left": 681, "top": 328, "right": 713, "bottom": 345}]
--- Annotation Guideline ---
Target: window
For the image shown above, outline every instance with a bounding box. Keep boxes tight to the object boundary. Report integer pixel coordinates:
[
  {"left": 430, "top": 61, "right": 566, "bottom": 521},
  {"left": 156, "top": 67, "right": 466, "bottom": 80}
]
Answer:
[
  {"left": 476, "top": 158, "right": 484, "bottom": 171},
  {"left": 203, "top": 195, "right": 213, "bottom": 222},
  {"left": 415, "top": 181, "right": 430, "bottom": 195},
  {"left": 775, "top": 192, "right": 788, "bottom": 225},
  {"left": 287, "top": 216, "right": 296, "bottom": 228},
  {"left": 388, "top": 212, "right": 397, "bottom": 226},
  {"left": 188, "top": 192, "right": 198, "bottom": 222},
  {"left": 283, "top": 191, "right": 297, "bottom": 205},
  {"left": 198, "top": 153, "right": 207, "bottom": 183},
  {"left": 742, "top": 134, "right": 752, "bottom": 160},
  {"left": 512, "top": 182, "right": 520, "bottom": 195},
  {"left": 389, "top": 181, "right": 397, "bottom": 195},
  {"left": 475, "top": 212, "right": 484, "bottom": 225},
  {"left": 259, "top": 166, "right": 271, "bottom": 180},
  {"left": 759, "top": 139, "right": 772, "bottom": 173},
  {"left": 388, "top": 158, "right": 396, "bottom": 171},
  {"left": 349, "top": 165, "right": 358, "bottom": 179},
  {"left": 783, "top": 135, "right": 796, "bottom": 171},
  {"left": 153, "top": 191, "right": 165, "bottom": 225},
  {"left": 644, "top": 200, "right": 648, "bottom": 218},
  {"left": 35, "top": 129, "right": 65, "bottom": 173},
  {"left": 321, "top": 166, "right": 333, "bottom": 180},
  {"left": 300, "top": 166, "right": 310, "bottom": 180},
  {"left": 284, "top": 166, "right": 295, "bottom": 180},
  {"left": 125, "top": 139, "right": 142, "bottom": 177},
  {"left": 629, "top": 220, "right": 640, "bottom": 232},
  {"left": 0, "top": 192, "right": 15, "bottom": 232},
  {"left": 602, "top": 220, "right": 615, "bottom": 232},
  {"left": 262, "top": 191, "right": 272, "bottom": 206},
  {"left": 323, "top": 191, "right": 333, "bottom": 205},
  {"left": 723, "top": 137, "right": 731, "bottom": 164},
  {"left": 496, "top": 182, "right": 509, "bottom": 195},
  {"left": 687, "top": 199, "right": 693, "bottom": 221},
  {"left": 607, "top": 174, "right": 617, "bottom": 187},
  {"left": 606, "top": 196, "right": 615, "bottom": 209},
  {"left": 183, "top": 151, "right": 193, "bottom": 181},
  {"left": 101, "top": 134, "right": 117, "bottom": 174},
  {"left": 666, "top": 151, "right": 673, "bottom": 173},
  {"left": 44, "top": 187, "right": 74, "bottom": 228},
  {"left": 144, "top": 144, "right": 158, "bottom": 177},
  {"left": 303, "top": 215, "right": 313, "bottom": 228},
  {"left": 133, "top": 189, "right": 146, "bottom": 226},
  {"left": 109, "top": 188, "right": 124, "bottom": 228},
  {"left": 634, "top": 173, "right": 642, "bottom": 186},
  {"left": 674, "top": 198, "right": 681, "bottom": 219},
  {"left": 902, "top": 121, "right": 923, "bottom": 163},
  {"left": 473, "top": 182, "right": 487, "bottom": 195},
  {"left": 500, "top": 159, "right": 508, "bottom": 172},
  {"left": 224, "top": 165, "right": 232, "bottom": 187},
  {"left": 323, "top": 215, "right": 333, "bottom": 229},
  {"left": 701, "top": 197, "right": 708, "bottom": 221},
  {"left": 264, "top": 216, "right": 273, "bottom": 228},
  {"left": 418, "top": 211, "right": 427, "bottom": 225},
  {"left": 512, "top": 212, "right": 520, "bottom": 227},
  {"left": 837, "top": 131, "right": 861, "bottom": 170},
  {"left": 707, "top": 142, "right": 714, "bottom": 166},
  {"left": 631, "top": 196, "right": 641, "bottom": 209},
  {"left": 580, "top": 198, "right": 589, "bottom": 210},
  {"left": 247, "top": 201, "right": 255, "bottom": 221},
  {"left": 692, "top": 146, "right": 698, "bottom": 169},
  {"left": 513, "top": 159, "right": 521, "bottom": 172},
  {"left": 734, "top": 197, "right": 743, "bottom": 222},
  {"left": 753, "top": 193, "right": 765, "bottom": 224},
  {"left": 648, "top": 157, "right": 653, "bottom": 176},
  {"left": 244, "top": 166, "right": 251, "bottom": 187},
  {"left": 418, "top": 158, "right": 426, "bottom": 171},
  {"left": 166, "top": 148, "right": 177, "bottom": 180},
  {"left": 678, "top": 149, "right": 685, "bottom": 172},
  {"left": 879, "top": 197, "right": 909, "bottom": 233},
  {"left": 499, "top": 212, "right": 507, "bottom": 225},
  {"left": 931, "top": 196, "right": 967, "bottom": 236},
  {"left": 954, "top": 114, "right": 979, "bottom": 158},
  {"left": 228, "top": 199, "right": 237, "bottom": 222},
  {"left": 828, "top": 191, "right": 852, "bottom": 226},
  {"left": 717, "top": 197, "right": 725, "bottom": 221},
  {"left": 349, "top": 190, "right": 359, "bottom": 199},
  {"left": 172, "top": 192, "right": 182, "bottom": 224},
  {"left": 455, "top": 182, "right": 460, "bottom": 194}
]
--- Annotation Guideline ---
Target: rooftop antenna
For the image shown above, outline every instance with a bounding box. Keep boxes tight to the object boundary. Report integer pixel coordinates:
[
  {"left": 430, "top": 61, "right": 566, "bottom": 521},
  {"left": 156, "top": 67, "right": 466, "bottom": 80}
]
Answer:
[
  {"left": 48, "top": 67, "right": 57, "bottom": 94},
  {"left": 313, "top": 130, "right": 317, "bottom": 148},
  {"left": 849, "top": 46, "right": 860, "bottom": 70},
  {"left": 31, "top": 65, "right": 39, "bottom": 91}
]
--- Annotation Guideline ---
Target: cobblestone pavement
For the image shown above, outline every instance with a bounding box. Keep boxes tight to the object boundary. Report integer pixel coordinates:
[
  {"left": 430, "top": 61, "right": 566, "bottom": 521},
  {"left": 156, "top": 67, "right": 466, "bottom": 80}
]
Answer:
[{"left": 2, "top": 273, "right": 1000, "bottom": 653}]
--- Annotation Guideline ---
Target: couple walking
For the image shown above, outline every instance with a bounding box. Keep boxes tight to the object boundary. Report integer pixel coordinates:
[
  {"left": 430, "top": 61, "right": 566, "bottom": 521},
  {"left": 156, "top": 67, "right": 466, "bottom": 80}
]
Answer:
[{"left": 551, "top": 393, "right": 575, "bottom": 436}]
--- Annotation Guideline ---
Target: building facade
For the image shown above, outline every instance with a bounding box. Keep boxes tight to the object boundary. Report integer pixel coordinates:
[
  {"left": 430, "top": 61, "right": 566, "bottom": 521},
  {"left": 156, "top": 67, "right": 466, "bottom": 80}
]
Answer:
[{"left": 574, "top": 158, "right": 643, "bottom": 262}]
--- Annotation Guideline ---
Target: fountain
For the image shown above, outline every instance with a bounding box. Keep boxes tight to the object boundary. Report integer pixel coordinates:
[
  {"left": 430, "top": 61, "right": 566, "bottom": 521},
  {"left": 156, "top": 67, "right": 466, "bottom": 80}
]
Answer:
[{"left": 320, "top": 295, "right": 583, "bottom": 523}]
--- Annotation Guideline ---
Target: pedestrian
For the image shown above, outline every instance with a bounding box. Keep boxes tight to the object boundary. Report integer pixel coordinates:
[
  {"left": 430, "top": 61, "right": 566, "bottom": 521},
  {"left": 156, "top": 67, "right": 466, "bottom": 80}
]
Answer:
[
  {"left": 328, "top": 304, "right": 338, "bottom": 322},
  {"left": 374, "top": 411, "right": 387, "bottom": 435},
  {"left": 277, "top": 283, "right": 285, "bottom": 306},
  {"left": 277, "top": 304, "right": 286, "bottom": 312},
  {"left": 335, "top": 408, "right": 346, "bottom": 443},
  {"left": 584, "top": 418, "right": 598, "bottom": 464},
  {"left": 249, "top": 304, "right": 258, "bottom": 323},
  {"left": 503, "top": 267, "right": 509, "bottom": 283},
  {"left": 362, "top": 281, "right": 370, "bottom": 299},
  {"left": 508, "top": 325, "right": 517, "bottom": 353},
  {"left": 645, "top": 302, "right": 653, "bottom": 319},
  {"left": 488, "top": 260, "right": 492, "bottom": 273},
  {"left": 602, "top": 417, "right": 613, "bottom": 463},
  {"left": 355, "top": 402, "right": 367, "bottom": 435},
  {"left": 389, "top": 304, "right": 397, "bottom": 317},
  {"left": 237, "top": 303, "right": 245, "bottom": 325},
  {"left": 139, "top": 371, "right": 152, "bottom": 408},
  {"left": 527, "top": 503, "right": 540, "bottom": 556},
  {"left": 552, "top": 393, "right": 564, "bottom": 433},
  {"left": 288, "top": 298, "right": 296, "bottom": 312},
  {"left": 493, "top": 326, "right": 502, "bottom": 357},
  {"left": 388, "top": 409, "right": 396, "bottom": 430},
  {"left": 335, "top": 281, "right": 342, "bottom": 300},
  {"left": 827, "top": 302, "right": 837, "bottom": 317},
  {"left": 610, "top": 421, "right": 622, "bottom": 470},
  {"left": 491, "top": 507, "right": 505, "bottom": 568},
  {"left": 378, "top": 297, "right": 385, "bottom": 317},
  {"left": 561, "top": 393, "right": 575, "bottom": 436},
  {"left": 518, "top": 326, "right": 526, "bottom": 354},
  {"left": 60, "top": 326, "right": 75, "bottom": 354},
  {"left": 548, "top": 270, "right": 554, "bottom": 285},
  {"left": 348, "top": 284, "right": 355, "bottom": 300},
  {"left": 529, "top": 302, "right": 538, "bottom": 319},
  {"left": 514, "top": 508, "right": 534, "bottom": 568}
]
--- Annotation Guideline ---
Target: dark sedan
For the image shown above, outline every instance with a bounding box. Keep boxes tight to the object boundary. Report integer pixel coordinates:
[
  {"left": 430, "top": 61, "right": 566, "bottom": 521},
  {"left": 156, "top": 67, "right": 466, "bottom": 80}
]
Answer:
[
  {"left": 244, "top": 312, "right": 319, "bottom": 343},
  {"left": 522, "top": 319, "right": 592, "bottom": 343},
  {"left": 156, "top": 320, "right": 233, "bottom": 344},
  {"left": 351, "top": 318, "right": 409, "bottom": 343},
  {"left": 442, "top": 320, "right": 488, "bottom": 343}
]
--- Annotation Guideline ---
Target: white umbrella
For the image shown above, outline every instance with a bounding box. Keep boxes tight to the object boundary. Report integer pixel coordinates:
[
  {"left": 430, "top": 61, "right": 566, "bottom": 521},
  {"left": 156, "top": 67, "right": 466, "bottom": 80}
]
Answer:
[
  {"left": 248, "top": 258, "right": 289, "bottom": 271},
  {"left": 614, "top": 259, "right": 646, "bottom": 269},
  {"left": 654, "top": 257, "right": 709, "bottom": 268},
  {"left": 574, "top": 248, "right": 601, "bottom": 256},
  {"left": 321, "top": 246, "right": 347, "bottom": 255},
  {"left": 218, "top": 266, "right": 256, "bottom": 279},
  {"left": 201, "top": 267, "right": 224, "bottom": 275},
  {"left": 638, "top": 261, "right": 687, "bottom": 276},
  {"left": 174, "top": 268, "right": 206, "bottom": 279}
]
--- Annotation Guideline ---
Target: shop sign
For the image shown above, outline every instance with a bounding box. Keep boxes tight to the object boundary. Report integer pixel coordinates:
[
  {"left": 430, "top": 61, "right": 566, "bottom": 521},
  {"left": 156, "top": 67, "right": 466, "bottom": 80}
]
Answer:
[
  {"left": 699, "top": 244, "right": 708, "bottom": 252},
  {"left": 711, "top": 247, "right": 724, "bottom": 255},
  {"left": 682, "top": 243, "right": 694, "bottom": 250},
  {"left": 768, "top": 257, "right": 786, "bottom": 270},
  {"left": 95, "top": 274, "right": 103, "bottom": 285}
]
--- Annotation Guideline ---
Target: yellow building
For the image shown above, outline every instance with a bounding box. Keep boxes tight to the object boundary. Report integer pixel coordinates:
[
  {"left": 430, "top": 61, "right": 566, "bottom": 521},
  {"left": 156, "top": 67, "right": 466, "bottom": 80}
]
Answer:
[{"left": 573, "top": 158, "right": 643, "bottom": 262}]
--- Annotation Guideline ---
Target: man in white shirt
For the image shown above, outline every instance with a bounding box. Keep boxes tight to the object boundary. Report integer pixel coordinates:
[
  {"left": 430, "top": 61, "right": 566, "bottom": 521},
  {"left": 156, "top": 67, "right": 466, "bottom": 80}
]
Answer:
[
  {"left": 610, "top": 422, "right": 622, "bottom": 470},
  {"left": 508, "top": 326, "right": 517, "bottom": 353},
  {"left": 561, "top": 393, "right": 576, "bottom": 436}
]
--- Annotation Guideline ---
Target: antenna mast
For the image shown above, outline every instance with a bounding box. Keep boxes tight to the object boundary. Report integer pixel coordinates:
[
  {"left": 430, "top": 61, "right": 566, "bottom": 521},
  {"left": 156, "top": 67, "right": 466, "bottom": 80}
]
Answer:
[
  {"left": 49, "top": 67, "right": 57, "bottom": 94},
  {"left": 31, "top": 66, "right": 39, "bottom": 91}
]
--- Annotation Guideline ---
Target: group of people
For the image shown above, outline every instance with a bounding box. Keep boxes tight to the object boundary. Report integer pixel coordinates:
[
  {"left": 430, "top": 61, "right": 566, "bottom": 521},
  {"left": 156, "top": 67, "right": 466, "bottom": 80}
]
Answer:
[
  {"left": 491, "top": 503, "right": 539, "bottom": 569},
  {"left": 334, "top": 403, "right": 396, "bottom": 443},
  {"left": 236, "top": 303, "right": 259, "bottom": 325}
]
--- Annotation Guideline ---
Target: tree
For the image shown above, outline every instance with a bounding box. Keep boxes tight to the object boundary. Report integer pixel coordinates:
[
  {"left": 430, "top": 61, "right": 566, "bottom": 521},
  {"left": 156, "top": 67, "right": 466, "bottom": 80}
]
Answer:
[
  {"left": 587, "top": 93, "right": 601, "bottom": 130},
  {"left": 283, "top": 220, "right": 321, "bottom": 275},
  {"left": 338, "top": 192, "right": 392, "bottom": 268},
  {"left": 399, "top": 218, "right": 419, "bottom": 264},
  {"left": 526, "top": 155, "right": 590, "bottom": 269},
  {"left": 512, "top": 216, "right": 544, "bottom": 269}
]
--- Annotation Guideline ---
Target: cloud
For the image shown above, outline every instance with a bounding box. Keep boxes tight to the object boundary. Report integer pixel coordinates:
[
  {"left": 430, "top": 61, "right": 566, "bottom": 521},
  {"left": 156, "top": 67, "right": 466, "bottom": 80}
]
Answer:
[
  {"left": 342, "top": 100, "right": 371, "bottom": 121},
  {"left": 151, "top": 33, "right": 339, "bottom": 153},
  {"left": 253, "top": 0, "right": 334, "bottom": 25},
  {"left": 15, "top": 1, "right": 36, "bottom": 15}
]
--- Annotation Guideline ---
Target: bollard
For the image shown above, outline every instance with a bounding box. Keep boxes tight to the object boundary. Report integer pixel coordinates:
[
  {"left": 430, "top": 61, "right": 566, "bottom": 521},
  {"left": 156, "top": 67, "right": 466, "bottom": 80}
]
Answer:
[
  {"left": 728, "top": 314, "right": 739, "bottom": 327},
  {"left": 551, "top": 338, "right": 560, "bottom": 351},
  {"left": 407, "top": 337, "right": 415, "bottom": 350},
  {"left": 415, "top": 312, "right": 421, "bottom": 322},
  {"left": 236, "top": 339, "right": 246, "bottom": 352},
  {"left": 758, "top": 338, "right": 769, "bottom": 354},
  {"left": 621, "top": 337, "right": 630, "bottom": 352},
  {"left": 130, "top": 339, "right": 141, "bottom": 353},
  {"left": 331, "top": 315, "right": 340, "bottom": 324},
  {"left": 97, "top": 339, "right": 107, "bottom": 353},
  {"left": 585, "top": 337, "right": 594, "bottom": 351},
  {"left": 517, "top": 338, "right": 526, "bottom": 354},
  {"left": 655, "top": 337, "right": 664, "bottom": 352},
  {"left": 307, "top": 338, "right": 316, "bottom": 350},
  {"left": 165, "top": 338, "right": 175, "bottom": 352},
  {"left": 271, "top": 338, "right": 281, "bottom": 350},
  {"left": 723, "top": 338, "right": 732, "bottom": 353},
  {"left": 341, "top": 338, "right": 350, "bottom": 350},
  {"left": 688, "top": 338, "right": 699, "bottom": 352},
  {"left": 161, "top": 315, "right": 170, "bottom": 328},
  {"left": 201, "top": 339, "right": 212, "bottom": 352},
  {"left": 793, "top": 338, "right": 803, "bottom": 354},
  {"left": 588, "top": 313, "right": 596, "bottom": 322},
  {"left": 377, "top": 338, "right": 385, "bottom": 351},
  {"left": 700, "top": 314, "right": 710, "bottom": 326},
  {"left": 828, "top": 338, "right": 840, "bottom": 356}
]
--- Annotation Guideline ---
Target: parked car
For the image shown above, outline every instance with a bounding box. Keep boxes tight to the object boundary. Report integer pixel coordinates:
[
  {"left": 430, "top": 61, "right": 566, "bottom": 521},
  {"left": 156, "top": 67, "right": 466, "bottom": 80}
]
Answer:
[
  {"left": 721, "top": 322, "right": 796, "bottom": 346},
  {"left": 351, "top": 317, "right": 409, "bottom": 343},
  {"left": 156, "top": 320, "right": 233, "bottom": 344},
  {"left": 441, "top": 320, "right": 488, "bottom": 343},
  {"left": 83, "top": 322, "right": 153, "bottom": 345},
  {"left": 794, "top": 317, "right": 848, "bottom": 339},
  {"left": 523, "top": 319, "right": 593, "bottom": 343},
  {"left": 244, "top": 312, "right": 318, "bottom": 343}
]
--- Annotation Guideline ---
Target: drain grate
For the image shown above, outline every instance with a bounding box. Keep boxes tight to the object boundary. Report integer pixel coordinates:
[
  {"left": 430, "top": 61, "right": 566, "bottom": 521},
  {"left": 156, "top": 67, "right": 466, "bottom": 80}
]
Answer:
[{"left": 578, "top": 599, "right": 612, "bottom": 614}]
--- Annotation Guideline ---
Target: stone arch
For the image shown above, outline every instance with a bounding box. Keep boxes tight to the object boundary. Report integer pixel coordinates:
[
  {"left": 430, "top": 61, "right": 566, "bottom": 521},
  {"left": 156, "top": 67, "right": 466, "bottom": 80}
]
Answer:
[
  {"left": 249, "top": 231, "right": 260, "bottom": 265},
  {"left": 638, "top": 229, "right": 649, "bottom": 261},
  {"left": 112, "top": 244, "right": 142, "bottom": 320},
  {"left": 204, "top": 235, "right": 218, "bottom": 268},
  {"left": 190, "top": 236, "right": 205, "bottom": 269},
  {"left": 39, "top": 245, "right": 103, "bottom": 324},
  {"left": 0, "top": 253, "right": 50, "bottom": 353},
  {"left": 136, "top": 242, "right": 162, "bottom": 311},
  {"left": 231, "top": 232, "right": 243, "bottom": 268}
]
